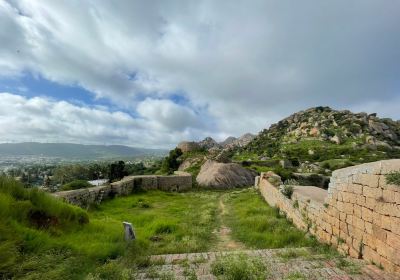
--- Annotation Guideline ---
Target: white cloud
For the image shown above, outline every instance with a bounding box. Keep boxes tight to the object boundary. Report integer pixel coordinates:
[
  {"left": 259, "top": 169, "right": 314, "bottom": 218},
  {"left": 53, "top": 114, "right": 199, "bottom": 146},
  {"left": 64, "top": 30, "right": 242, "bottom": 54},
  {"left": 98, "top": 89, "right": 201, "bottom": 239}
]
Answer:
[
  {"left": 0, "top": 0, "right": 399, "bottom": 145},
  {"left": 0, "top": 93, "right": 212, "bottom": 148}
]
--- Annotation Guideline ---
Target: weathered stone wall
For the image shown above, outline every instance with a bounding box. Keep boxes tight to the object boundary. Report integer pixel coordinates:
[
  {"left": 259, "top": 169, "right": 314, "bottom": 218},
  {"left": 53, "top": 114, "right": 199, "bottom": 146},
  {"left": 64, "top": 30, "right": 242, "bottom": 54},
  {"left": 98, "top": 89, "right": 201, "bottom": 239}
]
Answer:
[
  {"left": 257, "top": 159, "right": 400, "bottom": 273},
  {"left": 53, "top": 172, "right": 192, "bottom": 207}
]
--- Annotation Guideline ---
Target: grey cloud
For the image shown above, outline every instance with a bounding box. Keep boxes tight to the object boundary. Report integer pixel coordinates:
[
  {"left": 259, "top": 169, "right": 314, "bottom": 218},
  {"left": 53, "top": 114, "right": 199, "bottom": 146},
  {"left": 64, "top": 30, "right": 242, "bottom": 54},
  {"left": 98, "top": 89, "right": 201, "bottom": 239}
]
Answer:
[{"left": 0, "top": 0, "right": 399, "bottom": 144}]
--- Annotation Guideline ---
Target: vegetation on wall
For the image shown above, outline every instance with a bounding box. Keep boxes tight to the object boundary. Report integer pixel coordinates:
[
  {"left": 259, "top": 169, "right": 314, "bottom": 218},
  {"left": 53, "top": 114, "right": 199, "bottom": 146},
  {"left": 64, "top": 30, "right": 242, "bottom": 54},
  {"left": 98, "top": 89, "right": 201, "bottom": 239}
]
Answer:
[
  {"left": 386, "top": 171, "right": 400, "bottom": 186},
  {"left": 60, "top": 179, "right": 92, "bottom": 191}
]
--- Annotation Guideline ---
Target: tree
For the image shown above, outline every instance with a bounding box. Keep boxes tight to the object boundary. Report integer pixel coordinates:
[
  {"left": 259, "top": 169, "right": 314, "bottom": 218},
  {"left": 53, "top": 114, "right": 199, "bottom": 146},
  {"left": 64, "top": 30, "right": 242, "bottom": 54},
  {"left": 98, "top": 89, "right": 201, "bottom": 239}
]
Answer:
[
  {"left": 160, "top": 148, "right": 183, "bottom": 174},
  {"left": 109, "top": 161, "right": 127, "bottom": 182}
]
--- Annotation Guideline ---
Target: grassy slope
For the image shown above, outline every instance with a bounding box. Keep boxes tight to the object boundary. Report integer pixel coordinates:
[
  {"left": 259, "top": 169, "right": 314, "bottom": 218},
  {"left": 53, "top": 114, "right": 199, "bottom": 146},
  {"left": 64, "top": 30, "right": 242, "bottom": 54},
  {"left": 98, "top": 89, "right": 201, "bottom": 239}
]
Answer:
[{"left": 0, "top": 181, "right": 221, "bottom": 280}]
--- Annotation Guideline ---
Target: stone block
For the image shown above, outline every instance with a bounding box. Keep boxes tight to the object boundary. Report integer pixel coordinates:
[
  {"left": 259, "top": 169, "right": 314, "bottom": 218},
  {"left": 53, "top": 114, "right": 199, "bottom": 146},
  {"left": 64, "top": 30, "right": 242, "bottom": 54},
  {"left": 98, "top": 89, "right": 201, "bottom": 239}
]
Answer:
[
  {"left": 372, "top": 224, "right": 387, "bottom": 242},
  {"left": 365, "top": 221, "right": 373, "bottom": 235},
  {"left": 346, "top": 215, "right": 353, "bottom": 225},
  {"left": 343, "top": 202, "right": 354, "bottom": 214},
  {"left": 386, "top": 232, "right": 400, "bottom": 250},
  {"left": 349, "top": 183, "right": 364, "bottom": 194},
  {"left": 365, "top": 197, "right": 376, "bottom": 210},
  {"left": 356, "top": 195, "right": 366, "bottom": 206},
  {"left": 363, "top": 186, "right": 382, "bottom": 198},
  {"left": 382, "top": 189, "right": 397, "bottom": 203},
  {"left": 364, "top": 233, "right": 376, "bottom": 250},
  {"left": 353, "top": 216, "right": 365, "bottom": 231},
  {"left": 353, "top": 204, "right": 362, "bottom": 218},
  {"left": 353, "top": 173, "right": 380, "bottom": 187},
  {"left": 392, "top": 217, "right": 400, "bottom": 235},
  {"left": 361, "top": 207, "right": 373, "bottom": 223},
  {"left": 376, "top": 238, "right": 390, "bottom": 257},
  {"left": 381, "top": 215, "right": 392, "bottom": 231}
]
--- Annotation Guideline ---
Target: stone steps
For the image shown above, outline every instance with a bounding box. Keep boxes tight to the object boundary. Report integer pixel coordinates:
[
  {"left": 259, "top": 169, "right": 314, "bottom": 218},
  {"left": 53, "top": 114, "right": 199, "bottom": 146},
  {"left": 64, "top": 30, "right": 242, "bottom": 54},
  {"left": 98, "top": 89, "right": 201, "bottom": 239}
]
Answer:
[{"left": 136, "top": 248, "right": 399, "bottom": 280}]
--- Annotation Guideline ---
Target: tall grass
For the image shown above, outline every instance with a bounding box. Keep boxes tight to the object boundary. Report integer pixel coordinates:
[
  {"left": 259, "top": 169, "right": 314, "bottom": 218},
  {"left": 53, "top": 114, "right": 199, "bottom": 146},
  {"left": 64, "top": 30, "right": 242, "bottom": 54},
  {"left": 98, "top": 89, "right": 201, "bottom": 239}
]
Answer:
[
  {"left": 223, "top": 189, "right": 316, "bottom": 248},
  {"left": 0, "top": 178, "right": 221, "bottom": 279}
]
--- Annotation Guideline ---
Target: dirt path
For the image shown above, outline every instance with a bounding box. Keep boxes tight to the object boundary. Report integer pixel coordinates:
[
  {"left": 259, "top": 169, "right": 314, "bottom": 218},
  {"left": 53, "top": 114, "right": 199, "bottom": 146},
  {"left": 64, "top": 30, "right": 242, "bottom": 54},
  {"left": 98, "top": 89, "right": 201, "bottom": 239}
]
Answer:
[{"left": 212, "top": 194, "right": 246, "bottom": 251}]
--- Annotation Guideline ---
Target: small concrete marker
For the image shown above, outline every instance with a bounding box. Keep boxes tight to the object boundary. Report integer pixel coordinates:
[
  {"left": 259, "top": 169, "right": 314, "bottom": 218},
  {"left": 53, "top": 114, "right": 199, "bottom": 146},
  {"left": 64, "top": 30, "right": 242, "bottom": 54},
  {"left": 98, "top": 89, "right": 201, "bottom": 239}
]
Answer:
[{"left": 123, "top": 221, "right": 136, "bottom": 241}]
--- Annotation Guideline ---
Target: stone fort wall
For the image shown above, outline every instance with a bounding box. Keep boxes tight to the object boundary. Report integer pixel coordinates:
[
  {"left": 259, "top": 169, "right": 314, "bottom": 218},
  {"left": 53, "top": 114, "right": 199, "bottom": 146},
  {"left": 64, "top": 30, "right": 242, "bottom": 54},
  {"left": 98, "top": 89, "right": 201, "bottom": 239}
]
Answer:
[
  {"left": 53, "top": 171, "right": 192, "bottom": 207},
  {"left": 257, "top": 159, "right": 400, "bottom": 273}
]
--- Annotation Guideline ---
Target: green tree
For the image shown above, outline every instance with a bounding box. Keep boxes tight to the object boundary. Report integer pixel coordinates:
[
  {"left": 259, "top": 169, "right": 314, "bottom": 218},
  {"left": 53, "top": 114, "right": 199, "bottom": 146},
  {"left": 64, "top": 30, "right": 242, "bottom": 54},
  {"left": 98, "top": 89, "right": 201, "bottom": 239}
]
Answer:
[
  {"left": 160, "top": 148, "right": 183, "bottom": 174},
  {"left": 109, "top": 161, "right": 127, "bottom": 182}
]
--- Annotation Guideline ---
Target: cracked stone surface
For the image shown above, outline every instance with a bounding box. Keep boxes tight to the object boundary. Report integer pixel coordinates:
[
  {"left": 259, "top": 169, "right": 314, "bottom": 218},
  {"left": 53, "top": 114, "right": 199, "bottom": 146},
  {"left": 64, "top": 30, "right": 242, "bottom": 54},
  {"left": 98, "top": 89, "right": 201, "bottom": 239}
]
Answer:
[{"left": 136, "top": 248, "right": 399, "bottom": 280}]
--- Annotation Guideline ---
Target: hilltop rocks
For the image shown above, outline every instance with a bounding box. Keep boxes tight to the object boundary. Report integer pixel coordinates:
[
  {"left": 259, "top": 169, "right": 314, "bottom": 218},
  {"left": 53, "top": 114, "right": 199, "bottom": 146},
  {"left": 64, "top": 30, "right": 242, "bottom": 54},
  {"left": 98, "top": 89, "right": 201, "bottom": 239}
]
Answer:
[
  {"left": 196, "top": 160, "right": 257, "bottom": 189},
  {"left": 219, "top": 136, "right": 237, "bottom": 147},
  {"left": 247, "top": 106, "right": 400, "bottom": 154},
  {"left": 225, "top": 133, "right": 256, "bottom": 149},
  {"left": 177, "top": 141, "right": 201, "bottom": 153},
  {"left": 198, "top": 137, "right": 221, "bottom": 150}
]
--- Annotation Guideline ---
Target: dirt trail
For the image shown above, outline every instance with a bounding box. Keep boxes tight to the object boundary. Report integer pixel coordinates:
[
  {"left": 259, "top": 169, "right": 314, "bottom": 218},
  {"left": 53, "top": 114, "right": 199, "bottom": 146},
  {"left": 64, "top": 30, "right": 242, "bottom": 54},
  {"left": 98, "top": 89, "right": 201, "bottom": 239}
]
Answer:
[{"left": 212, "top": 194, "right": 246, "bottom": 251}]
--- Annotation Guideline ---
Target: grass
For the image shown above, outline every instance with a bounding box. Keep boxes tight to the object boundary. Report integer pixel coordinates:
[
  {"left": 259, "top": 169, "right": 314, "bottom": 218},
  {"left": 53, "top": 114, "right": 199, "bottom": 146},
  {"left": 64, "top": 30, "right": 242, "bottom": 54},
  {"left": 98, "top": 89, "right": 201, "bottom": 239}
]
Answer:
[
  {"left": 211, "top": 253, "right": 268, "bottom": 280},
  {"left": 223, "top": 189, "right": 316, "bottom": 249},
  {"left": 1, "top": 177, "right": 343, "bottom": 279},
  {"left": 0, "top": 176, "right": 221, "bottom": 279},
  {"left": 386, "top": 171, "right": 400, "bottom": 186}
]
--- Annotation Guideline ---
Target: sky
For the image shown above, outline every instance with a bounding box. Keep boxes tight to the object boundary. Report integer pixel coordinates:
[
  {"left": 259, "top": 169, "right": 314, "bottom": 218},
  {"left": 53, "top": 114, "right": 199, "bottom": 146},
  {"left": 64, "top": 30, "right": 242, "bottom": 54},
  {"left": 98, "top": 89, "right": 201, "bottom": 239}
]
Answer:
[{"left": 0, "top": 0, "right": 399, "bottom": 149}]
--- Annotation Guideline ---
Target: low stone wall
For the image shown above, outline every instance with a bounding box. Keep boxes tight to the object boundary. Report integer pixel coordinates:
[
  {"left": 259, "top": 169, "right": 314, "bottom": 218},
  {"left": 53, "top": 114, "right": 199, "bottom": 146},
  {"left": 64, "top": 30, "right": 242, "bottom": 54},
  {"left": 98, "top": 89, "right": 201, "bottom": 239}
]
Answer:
[
  {"left": 257, "top": 159, "right": 400, "bottom": 273},
  {"left": 53, "top": 172, "right": 192, "bottom": 207}
]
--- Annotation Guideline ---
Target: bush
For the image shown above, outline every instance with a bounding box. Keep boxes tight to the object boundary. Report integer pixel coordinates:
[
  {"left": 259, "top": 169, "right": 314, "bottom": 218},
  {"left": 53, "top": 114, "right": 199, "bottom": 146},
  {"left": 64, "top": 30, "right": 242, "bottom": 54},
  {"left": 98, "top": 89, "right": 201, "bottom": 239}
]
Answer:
[
  {"left": 61, "top": 180, "right": 92, "bottom": 191},
  {"left": 280, "top": 185, "right": 294, "bottom": 199},
  {"left": 386, "top": 171, "right": 400, "bottom": 186},
  {"left": 211, "top": 253, "right": 268, "bottom": 280},
  {"left": 160, "top": 148, "right": 183, "bottom": 174}
]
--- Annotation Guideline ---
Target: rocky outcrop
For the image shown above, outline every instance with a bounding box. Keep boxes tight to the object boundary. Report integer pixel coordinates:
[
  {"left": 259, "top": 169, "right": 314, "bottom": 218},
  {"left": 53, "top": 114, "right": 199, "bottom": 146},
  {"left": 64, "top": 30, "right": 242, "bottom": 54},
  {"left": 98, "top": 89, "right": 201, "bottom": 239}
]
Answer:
[
  {"left": 196, "top": 160, "right": 257, "bottom": 188},
  {"left": 177, "top": 141, "right": 201, "bottom": 153},
  {"left": 198, "top": 137, "right": 221, "bottom": 150},
  {"left": 219, "top": 136, "right": 237, "bottom": 147},
  {"left": 224, "top": 133, "right": 256, "bottom": 149},
  {"left": 246, "top": 106, "right": 400, "bottom": 155}
]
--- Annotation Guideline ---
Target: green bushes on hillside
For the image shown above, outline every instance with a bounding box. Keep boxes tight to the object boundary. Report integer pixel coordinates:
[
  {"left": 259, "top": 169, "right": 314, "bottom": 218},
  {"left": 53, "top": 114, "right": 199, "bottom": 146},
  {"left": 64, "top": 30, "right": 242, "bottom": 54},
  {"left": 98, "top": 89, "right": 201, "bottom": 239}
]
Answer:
[{"left": 61, "top": 179, "right": 92, "bottom": 191}]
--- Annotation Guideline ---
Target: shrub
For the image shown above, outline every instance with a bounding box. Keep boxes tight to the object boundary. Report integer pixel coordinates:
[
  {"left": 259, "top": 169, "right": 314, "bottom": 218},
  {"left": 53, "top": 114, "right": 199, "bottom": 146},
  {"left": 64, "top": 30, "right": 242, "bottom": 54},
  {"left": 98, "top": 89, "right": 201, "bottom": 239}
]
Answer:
[
  {"left": 160, "top": 148, "right": 183, "bottom": 174},
  {"left": 280, "top": 185, "right": 294, "bottom": 199},
  {"left": 211, "top": 253, "right": 268, "bottom": 280},
  {"left": 61, "top": 180, "right": 92, "bottom": 191},
  {"left": 386, "top": 171, "right": 400, "bottom": 186}
]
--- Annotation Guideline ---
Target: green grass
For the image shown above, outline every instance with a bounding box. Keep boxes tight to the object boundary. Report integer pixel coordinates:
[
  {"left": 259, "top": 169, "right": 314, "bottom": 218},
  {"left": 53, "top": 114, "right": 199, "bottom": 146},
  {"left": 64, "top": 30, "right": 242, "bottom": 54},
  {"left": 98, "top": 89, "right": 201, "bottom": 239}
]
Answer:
[
  {"left": 0, "top": 178, "right": 221, "bottom": 279},
  {"left": 211, "top": 253, "right": 268, "bottom": 280},
  {"left": 386, "top": 171, "right": 400, "bottom": 186},
  {"left": 1, "top": 177, "right": 340, "bottom": 279},
  {"left": 223, "top": 189, "right": 316, "bottom": 249},
  {"left": 61, "top": 179, "right": 92, "bottom": 191}
]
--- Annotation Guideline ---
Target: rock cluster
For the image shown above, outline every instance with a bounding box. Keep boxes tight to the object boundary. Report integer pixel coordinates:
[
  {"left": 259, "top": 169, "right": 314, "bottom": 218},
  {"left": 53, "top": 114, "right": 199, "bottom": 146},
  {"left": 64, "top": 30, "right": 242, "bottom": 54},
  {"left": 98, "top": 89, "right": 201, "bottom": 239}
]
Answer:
[{"left": 249, "top": 106, "right": 400, "bottom": 150}]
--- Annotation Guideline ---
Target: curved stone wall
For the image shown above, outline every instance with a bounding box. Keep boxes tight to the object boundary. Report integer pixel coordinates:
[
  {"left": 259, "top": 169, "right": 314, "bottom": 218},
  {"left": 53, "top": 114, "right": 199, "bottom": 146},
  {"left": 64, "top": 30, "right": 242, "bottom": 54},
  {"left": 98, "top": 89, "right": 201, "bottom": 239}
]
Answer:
[{"left": 258, "top": 159, "right": 400, "bottom": 273}]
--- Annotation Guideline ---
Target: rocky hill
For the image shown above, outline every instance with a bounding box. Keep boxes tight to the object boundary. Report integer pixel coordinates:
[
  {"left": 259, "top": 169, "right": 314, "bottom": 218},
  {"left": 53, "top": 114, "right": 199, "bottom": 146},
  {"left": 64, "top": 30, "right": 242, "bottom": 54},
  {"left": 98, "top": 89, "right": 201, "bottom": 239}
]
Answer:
[
  {"left": 235, "top": 106, "right": 400, "bottom": 184},
  {"left": 177, "top": 106, "right": 400, "bottom": 189}
]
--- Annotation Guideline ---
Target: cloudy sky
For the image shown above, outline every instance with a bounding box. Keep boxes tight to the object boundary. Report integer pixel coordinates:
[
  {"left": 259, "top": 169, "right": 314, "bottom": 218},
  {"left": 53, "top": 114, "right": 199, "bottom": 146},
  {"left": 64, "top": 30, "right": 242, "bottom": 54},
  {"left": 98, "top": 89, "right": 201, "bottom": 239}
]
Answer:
[{"left": 0, "top": 0, "right": 399, "bottom": 148}]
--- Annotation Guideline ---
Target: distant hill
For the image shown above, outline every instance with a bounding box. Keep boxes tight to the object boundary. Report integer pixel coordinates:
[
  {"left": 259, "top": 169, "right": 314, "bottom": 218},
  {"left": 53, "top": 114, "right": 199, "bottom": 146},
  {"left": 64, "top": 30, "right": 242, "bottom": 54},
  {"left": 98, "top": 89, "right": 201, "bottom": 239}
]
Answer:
[{"left": 0, "top": 142, "right": 167, "bottom": 160}]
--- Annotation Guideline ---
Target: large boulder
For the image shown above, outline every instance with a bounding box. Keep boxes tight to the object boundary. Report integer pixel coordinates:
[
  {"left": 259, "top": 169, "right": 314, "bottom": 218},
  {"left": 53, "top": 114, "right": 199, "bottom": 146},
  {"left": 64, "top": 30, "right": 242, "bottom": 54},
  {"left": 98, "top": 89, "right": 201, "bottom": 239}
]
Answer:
[
  {"left": 196, "top": 160, "right": 257, "bottom": 189},
  {"left": 177, "top": 141, "right": 201, "bottom": 153}
]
